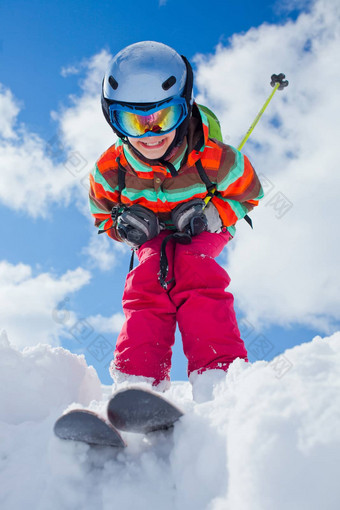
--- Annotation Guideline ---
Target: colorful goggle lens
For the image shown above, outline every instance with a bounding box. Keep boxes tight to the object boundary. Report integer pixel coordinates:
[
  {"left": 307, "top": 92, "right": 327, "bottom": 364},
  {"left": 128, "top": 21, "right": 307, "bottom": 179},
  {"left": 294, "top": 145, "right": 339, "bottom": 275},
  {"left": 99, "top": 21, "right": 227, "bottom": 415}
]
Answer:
[{"left": 109, "top": 101, "right": 187, "bottom": 138}]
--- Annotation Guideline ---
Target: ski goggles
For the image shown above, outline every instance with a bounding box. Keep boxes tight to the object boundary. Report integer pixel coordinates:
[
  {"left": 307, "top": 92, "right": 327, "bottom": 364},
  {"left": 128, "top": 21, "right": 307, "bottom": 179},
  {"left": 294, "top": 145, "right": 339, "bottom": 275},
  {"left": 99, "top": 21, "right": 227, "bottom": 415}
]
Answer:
[{"left": 109, "top": 97, "right": 188, "bottom": 138}]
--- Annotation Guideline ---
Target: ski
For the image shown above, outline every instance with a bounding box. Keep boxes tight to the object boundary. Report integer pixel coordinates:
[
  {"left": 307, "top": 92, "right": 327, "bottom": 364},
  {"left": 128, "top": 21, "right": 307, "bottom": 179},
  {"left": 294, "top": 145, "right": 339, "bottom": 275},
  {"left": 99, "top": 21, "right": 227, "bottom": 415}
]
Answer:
[
  {"left": 107, "top": 387, "right": 184, "bottom": 434},
  {"left": 54, "top": 409, "right": 126, "bottom": 447}
]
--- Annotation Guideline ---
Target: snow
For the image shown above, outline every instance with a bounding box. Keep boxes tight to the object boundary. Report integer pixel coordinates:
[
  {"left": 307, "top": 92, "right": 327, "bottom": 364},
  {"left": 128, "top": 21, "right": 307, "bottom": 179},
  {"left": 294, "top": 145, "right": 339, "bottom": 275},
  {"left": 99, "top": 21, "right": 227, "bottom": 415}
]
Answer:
[{"left": 1, "top": 329, "right": 339, "bottom": 510}]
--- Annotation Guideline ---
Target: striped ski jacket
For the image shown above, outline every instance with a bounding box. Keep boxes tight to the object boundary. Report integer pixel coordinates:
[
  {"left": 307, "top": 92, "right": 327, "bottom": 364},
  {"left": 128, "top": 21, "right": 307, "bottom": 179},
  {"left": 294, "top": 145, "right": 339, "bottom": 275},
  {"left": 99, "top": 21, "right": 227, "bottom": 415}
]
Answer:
[{"left": 89, "top": 104, "right": 264, "bottom": 241}]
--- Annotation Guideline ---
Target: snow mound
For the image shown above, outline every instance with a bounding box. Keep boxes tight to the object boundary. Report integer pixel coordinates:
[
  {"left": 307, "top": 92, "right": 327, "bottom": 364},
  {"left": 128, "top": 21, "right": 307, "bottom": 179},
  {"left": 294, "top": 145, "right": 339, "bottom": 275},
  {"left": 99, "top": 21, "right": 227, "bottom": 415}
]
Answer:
[
  {"left": 0, "top": 330, "right": 102, "bottom": 424},
  {"left": 0, "top": 331, "right": 339, "bottom": 510}
]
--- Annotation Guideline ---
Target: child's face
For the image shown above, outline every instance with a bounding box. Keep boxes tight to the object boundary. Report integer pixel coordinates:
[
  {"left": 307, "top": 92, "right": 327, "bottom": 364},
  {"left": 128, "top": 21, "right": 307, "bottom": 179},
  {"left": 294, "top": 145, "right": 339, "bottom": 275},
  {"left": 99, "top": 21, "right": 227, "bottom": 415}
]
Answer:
[{"left": 128, "top": 130, "right": 176, "bottom": 160}]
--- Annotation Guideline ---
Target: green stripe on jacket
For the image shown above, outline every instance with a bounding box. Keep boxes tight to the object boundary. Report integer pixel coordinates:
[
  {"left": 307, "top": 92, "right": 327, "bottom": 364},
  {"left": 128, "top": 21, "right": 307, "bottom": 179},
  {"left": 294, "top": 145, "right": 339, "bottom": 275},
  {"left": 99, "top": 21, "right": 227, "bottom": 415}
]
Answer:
[
  {"left": 224, "top": 198, "right": 250, "bottom": 220},
  {"left": 122, "top": 183, "right": 207, "bottom": 204}
]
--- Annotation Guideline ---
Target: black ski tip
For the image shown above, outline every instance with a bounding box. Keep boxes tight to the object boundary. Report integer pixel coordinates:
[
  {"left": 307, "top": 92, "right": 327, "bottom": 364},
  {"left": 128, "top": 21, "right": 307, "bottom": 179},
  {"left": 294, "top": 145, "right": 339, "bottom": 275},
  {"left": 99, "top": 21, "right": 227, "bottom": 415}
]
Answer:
[
  {"left": 107, "top": 387, "right": 184, "bottom": 434},
  {"left": 54, "top": 409, "right": 126, "bottom": 448}
]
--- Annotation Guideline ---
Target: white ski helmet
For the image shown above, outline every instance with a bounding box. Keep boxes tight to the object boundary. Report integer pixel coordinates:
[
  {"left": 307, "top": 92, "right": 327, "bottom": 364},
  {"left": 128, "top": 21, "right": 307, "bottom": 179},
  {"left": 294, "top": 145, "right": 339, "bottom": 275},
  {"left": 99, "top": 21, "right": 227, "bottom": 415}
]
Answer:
[{"left": 101, "top": 41, "right": 194, "bottom": 144}]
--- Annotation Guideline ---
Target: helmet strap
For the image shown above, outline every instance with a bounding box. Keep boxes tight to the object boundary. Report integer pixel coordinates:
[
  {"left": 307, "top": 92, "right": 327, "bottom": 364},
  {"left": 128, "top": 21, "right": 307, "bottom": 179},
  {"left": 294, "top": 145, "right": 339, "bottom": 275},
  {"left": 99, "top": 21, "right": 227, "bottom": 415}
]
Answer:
[{"left": 180, "top": 55, "right": 194, "bottom": 109}]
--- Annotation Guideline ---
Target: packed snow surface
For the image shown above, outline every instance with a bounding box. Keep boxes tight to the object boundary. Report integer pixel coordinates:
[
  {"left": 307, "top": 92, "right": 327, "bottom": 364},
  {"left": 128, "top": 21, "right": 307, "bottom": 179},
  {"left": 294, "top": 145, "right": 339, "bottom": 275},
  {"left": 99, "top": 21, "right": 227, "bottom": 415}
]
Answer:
[{"left": 1, "top": 329, "right": 339, "bottom": 510}]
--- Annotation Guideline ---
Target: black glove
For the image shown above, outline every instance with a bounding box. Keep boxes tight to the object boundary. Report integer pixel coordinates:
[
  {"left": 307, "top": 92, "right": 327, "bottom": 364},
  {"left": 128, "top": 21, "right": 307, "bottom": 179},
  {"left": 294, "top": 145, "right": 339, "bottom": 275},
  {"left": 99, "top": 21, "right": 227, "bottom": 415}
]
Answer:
[
  {"left": 116, "top": 204, "right": 160, "bottom": 249},
  {"left": 171, "top": 198, "right": 208, "bottom": 236},
  {"left": 171, "top": 199, "right": 222, "bottom": 236}
]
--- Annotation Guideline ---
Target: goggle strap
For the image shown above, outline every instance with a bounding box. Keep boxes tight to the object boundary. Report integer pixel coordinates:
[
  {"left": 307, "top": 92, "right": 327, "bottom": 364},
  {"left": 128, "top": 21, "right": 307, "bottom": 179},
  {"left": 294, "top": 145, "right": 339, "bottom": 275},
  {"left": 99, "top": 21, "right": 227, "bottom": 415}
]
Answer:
[{"left": 181, "top": 56, "right": 194, "bottom": 106}]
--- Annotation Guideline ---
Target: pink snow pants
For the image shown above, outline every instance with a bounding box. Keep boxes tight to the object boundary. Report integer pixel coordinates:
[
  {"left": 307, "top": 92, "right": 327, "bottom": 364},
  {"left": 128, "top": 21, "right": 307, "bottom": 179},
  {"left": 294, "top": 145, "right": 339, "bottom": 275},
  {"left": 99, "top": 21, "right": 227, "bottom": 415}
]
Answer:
[{"left": 113, "top": 230, "right": 247, "bottom": 385}]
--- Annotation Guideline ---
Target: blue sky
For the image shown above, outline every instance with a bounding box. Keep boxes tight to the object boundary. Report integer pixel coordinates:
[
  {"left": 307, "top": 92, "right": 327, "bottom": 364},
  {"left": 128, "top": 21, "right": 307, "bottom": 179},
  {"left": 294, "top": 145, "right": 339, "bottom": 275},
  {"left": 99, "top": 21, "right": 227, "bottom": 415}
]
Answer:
[
  {"left": 1, "top": 0, "right": 339, "bottom": 384},
  {"left": 0, "top": 0, "right": 294, "bottom": 137}
]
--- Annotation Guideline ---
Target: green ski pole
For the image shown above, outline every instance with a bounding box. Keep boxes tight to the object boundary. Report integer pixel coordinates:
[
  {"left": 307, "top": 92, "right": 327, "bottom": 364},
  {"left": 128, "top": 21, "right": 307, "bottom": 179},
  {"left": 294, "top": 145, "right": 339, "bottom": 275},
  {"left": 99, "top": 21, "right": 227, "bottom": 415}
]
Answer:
[{"left": 203, "top": 73, "right": 289, "bottom": 207}]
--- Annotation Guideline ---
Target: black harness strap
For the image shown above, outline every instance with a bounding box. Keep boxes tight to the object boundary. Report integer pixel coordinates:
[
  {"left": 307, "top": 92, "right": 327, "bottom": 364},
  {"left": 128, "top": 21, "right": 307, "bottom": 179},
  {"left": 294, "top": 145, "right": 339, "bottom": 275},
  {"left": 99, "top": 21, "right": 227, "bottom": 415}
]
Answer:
[
  {"left": 195, "top": 160, "right": 253, "bottom": 229},
  {"left": 159, "top": 232, "right": 192, "bottom": 290},
  {"left": 195, "top": 160, "right": 216, "bottom": 195},
  {"left": 129, "top": 250, "right": 135, "bottom": 271},
  {"left": 159, "top": 159, "right": 178, "bottom": 177},
  {"left": 243, "top": 214, "right": 253, "bottom": 228},
  {"left": 116, "top": 157, "right": 136, "bottom": 270},
  {"left": 117, "top": 156, "right": 126, "bottom": 193}
]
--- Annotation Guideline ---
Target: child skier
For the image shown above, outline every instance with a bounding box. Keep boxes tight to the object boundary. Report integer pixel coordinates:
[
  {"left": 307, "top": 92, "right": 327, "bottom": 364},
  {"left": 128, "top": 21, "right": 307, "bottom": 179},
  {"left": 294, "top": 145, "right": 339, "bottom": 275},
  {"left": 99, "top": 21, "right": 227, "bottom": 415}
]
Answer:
[{"left": 89, "top": 41, "right": 263, "bottom": 389}]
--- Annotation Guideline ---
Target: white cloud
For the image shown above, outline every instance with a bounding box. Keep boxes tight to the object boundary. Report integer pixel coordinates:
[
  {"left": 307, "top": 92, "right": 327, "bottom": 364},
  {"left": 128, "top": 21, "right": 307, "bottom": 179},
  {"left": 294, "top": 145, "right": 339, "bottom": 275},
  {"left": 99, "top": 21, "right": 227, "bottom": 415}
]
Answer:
[
  {"left": 0, "top": 84, "right": 20, "bottom": 139},
  {"left": 0, "top": 259, "right": 126, "bottom": 351},
  {"left": 0, "top": 50, "right": 114, "bottom": 221},
  {"left": 82, "top": 229, "right": 127, "bottom": 272},
  {"left": 0, "top": 85, "right": 79, "bottom": 217},
  {"left": 60, "top": 65, "right": 81, "bottom": 77},
  {"left": 55, "top": 49, "right": 115, "bottom": 166},
  {"left": 0, "top": 261, "right": 91, "bottom": 348},
  {"left": 194, "top": 0, "right": 340, "bottom": 332},
  {"left": 87, "top": 312, "right": 125, "bottom": 334}
]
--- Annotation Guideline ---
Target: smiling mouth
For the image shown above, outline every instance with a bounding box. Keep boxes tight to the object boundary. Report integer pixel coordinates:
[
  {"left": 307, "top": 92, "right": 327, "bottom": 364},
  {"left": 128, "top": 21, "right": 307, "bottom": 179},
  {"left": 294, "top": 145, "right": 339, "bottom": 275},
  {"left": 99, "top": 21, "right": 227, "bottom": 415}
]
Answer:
[{"left": 140, "top": 138, "right": 166, "bottom": 148}]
